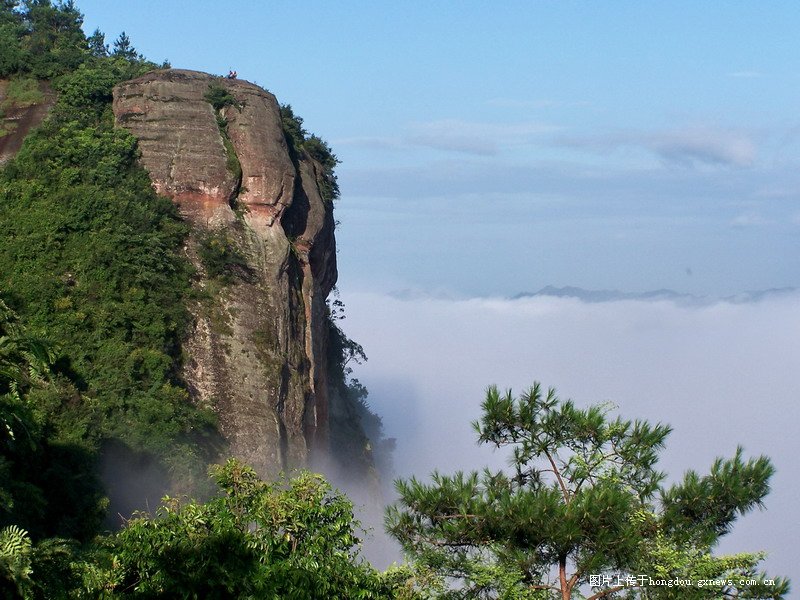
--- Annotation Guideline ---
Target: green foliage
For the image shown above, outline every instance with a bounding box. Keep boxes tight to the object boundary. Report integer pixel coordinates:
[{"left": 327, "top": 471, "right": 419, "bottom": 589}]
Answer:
[
  {"left": 204, "top": 83, "right": 243, "bottom": 180},
  {"left": 204, "top": 82, "right": 238, "bottom": 112},
  {"left": 197, "top": 232, "right": 251, "bottom": 284},
  {"left": 304, "top": 134, "right": 340, "bottom": 202},
  {"left": 0, "top": 525, "right": 33, "bottom": 598},
  {"left": 105, "top": 459, "right": 390, "bottom": 599},
  {"left": 0, "top": 18, "right": 27, "bottom": 77},
  {"left": 0, "top": 301, "right": 105, "bottom": 542},
  {"left": 54, "top": 61, "right": 124, "bottom": 119},
  {"left": 0, "top": 532, "right": 118, "bottom": 600},
  {"left": 7, "top": 463, "right": 437, "bottom": 598},
  {"left": 1, "top": 77, "right": 44, "bottom": 110},
  {"left": 0, "top": 0, "right": 86, "bottom": 79},
  {"left": 0, "top": 11, "right": 215, "bottom": 514},
  {"left": 326, "top": 292, "right": 395, "bottom": 484},
  {"left": 0, "top": 120, "right": 211, "bottom": 463},
  {"left": 0, "top": 2, "right": 158, "bottom": 81},
  {"left": 86, "top": 27, "right": 107, "bottom": 58},
  {"left": 628, "top": 518, "right": 785, "bottom": 600},
  {"left": 387, "top": 383, "right": 789, "bottom": 599},
  {"left": 111, "top": 31, "right": 137, "bottom": 62},
  {"left": 24, "top": 0, "right": 86, "bottom": 78},
  {"left": 279, "top": 103, "right": 307, "bottom": 156},
  {"left": 279, "top": 104, "right": 340, "bottom": 201},
  {"left": 219, "top": 126, "right": 241, "bottom": 182},
  {"left": 660, "top": 447, "right": 774, "bottom": 546}
]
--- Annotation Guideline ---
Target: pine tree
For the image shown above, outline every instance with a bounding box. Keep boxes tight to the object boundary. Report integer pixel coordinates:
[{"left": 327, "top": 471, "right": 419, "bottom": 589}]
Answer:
[
  {"left": 86, "top": 27, "right": 107, "bottom": 57},
  {"left": 111, "top": 31, "right": 137, "bottom": 61},
  {"left": 387, "top": 383, "right": 789, "bottom": 599}
]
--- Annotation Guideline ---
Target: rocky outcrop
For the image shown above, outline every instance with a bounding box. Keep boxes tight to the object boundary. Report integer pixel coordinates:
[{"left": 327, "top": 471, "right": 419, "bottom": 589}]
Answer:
[
  {"left": 0, "top": 80, "right": 55, "bottom": 165},
  {"left": 222, "top": 80, "right": 295, "bottom": 229},
  {"left": 113, "top": 70, "right": 337, "bottom": 476},
  {"left": 112, "top": 70, "right": 238, "bottom": 225}
]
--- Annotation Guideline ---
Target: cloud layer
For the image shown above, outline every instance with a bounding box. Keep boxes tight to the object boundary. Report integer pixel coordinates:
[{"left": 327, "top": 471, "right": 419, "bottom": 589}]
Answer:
[{"left": 340, "top": 290, "right": 800, "bottom": 583}]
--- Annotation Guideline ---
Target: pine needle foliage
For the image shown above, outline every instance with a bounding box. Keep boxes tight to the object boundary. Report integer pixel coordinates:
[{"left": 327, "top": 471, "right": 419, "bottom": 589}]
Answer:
[{"left": 387, "top": 383, "right": 788, "bottom": 599}]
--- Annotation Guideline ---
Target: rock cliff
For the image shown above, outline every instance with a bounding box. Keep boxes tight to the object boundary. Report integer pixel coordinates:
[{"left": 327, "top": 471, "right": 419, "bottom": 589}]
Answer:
[{"left": 113, "top": 69, "right": 337, "bottom": 476}]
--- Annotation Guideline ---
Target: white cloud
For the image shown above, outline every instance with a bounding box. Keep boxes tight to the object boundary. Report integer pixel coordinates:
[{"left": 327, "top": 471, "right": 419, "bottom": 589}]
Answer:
[
  {"left": 335, "top": 119, "right": 560, "bottom": 156},
  {"left": 651, "top": 127, "right": 757, "bottom": 168},
  {"left": 555, "top": 126, "right": 758, "bottom": 168}
]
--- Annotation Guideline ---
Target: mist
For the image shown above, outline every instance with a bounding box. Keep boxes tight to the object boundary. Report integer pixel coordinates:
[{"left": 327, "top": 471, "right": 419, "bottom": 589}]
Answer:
[{"left": 339, "top": 289, "right": 800, "bottom": 583}]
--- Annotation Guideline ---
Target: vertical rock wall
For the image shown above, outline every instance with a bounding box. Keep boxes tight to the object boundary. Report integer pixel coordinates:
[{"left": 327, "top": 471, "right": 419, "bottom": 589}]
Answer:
[{"left": 113, "top": 70, "right": 337, "bottom": 476}]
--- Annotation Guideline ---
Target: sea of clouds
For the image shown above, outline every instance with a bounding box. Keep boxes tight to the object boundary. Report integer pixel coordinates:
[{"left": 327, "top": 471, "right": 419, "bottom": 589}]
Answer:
[{"left": 339, "top": 289, "right": 800, "bottom": 583}]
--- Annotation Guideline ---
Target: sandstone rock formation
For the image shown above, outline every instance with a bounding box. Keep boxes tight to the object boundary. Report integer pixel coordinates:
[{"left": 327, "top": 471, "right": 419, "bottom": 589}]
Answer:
[{"left": 113, "top": 70, "right": 337, "bottom": 476}]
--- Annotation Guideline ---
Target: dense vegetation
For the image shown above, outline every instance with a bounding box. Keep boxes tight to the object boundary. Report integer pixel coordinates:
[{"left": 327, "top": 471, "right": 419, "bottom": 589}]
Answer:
[
  {"left": 0, "top": 0, "right": 85, "bottom": 79},
  {"left": 0, "top": 2, "right": 393, "bottom": 596},
  {"left": 0, "top": 299, "right": 104, "bottom": 543},
  {"left": 0, "top": 0, "right": 224, "bottom": 544}
]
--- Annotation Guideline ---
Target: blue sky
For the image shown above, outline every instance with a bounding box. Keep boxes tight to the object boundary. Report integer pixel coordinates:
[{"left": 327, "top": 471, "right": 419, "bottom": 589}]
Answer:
[{"left": 78, "top": 1, "right": 800, "bottom": 296}]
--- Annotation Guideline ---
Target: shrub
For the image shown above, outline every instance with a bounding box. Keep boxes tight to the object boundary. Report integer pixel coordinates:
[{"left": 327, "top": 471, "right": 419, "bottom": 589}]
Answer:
[{"left": 197, "top": 232, "right": 251, "bottom": 284}]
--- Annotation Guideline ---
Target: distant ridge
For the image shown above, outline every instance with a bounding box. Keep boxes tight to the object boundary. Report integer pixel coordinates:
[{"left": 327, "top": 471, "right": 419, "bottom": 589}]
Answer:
[{"left": 512, "top": 285, "right": 798, "bottom": 304}]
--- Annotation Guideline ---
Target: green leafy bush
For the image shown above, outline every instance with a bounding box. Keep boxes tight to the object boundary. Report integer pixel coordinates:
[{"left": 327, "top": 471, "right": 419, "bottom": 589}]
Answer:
[
  {"left": 109, "top": 460, "right": 389, "bottom": 598},
  {"left": 279, "top": 104, "right": 340, "bottom": 201},
  {"left": 0, "top": 301, "right": 105, "bottom": 542},
  {"left": 0, "top": 7, "right": 217, "bottom": 517},
  {"left": 197, "top": 232, "right": 251, "bottom": 284},
  {"left": 0, "top": 525, "right": 32, "bottom": 598},
  {"left": 279, "top": 103, "right": 307, "bottom": 155},
  {"left": 0, "top": 0, "right": 86, "bottom": 79},
  {"left": 204, "top": 83, "right": 243, "bottom": 180},
  {"left": 204, "top": 83, "right": 238, "bottom": 111}
]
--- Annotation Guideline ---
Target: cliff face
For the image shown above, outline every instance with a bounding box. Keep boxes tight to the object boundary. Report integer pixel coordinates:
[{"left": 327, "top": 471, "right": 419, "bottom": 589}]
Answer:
[{"left": 113, "top": 70, "right": 337, "bottom": 476}]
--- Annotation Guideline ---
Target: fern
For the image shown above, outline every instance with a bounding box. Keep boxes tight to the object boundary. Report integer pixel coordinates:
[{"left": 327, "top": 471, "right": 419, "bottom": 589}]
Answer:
[{"left": 0, "top": 525, "right": 33, "bottom": 595}]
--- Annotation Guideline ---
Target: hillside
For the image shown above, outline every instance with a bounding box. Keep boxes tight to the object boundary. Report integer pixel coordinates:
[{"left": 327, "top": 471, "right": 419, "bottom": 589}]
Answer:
[{"left": 0, "top": 1, "right": 386, "bottom": 544}]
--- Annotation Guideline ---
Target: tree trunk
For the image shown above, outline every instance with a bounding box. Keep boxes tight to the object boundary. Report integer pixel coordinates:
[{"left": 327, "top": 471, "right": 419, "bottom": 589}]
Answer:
[{"left": 559, "top": 556, "right": 571, "bottom": 600}]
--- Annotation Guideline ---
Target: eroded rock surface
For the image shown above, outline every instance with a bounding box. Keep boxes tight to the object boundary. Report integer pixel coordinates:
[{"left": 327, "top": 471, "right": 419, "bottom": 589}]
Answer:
[
  {"left": 221, "top": 80, "right": 295, "bottom": 228},
  {"left": 0, "top": 80, "right": 56, "bottom": 165},
  {"left": 113, "top": 70, "right": 238, "bottom": 225},
  {"left": 113, "top": 69, "right": 337, "bottom": 476}
]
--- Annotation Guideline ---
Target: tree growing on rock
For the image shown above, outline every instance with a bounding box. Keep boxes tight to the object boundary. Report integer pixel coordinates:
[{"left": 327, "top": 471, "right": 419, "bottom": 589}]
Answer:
[{"left": 387, "top": 383, "right": 788, "bottom": 599}]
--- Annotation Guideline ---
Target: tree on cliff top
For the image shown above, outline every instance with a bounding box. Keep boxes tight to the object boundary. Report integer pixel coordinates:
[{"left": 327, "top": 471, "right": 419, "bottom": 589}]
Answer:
[
  {"left": 279, "top": 103, "right": 340, "bottom": 201},
  {"left": 387, "top": 383, "right": 788, "bottom": 599}
]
